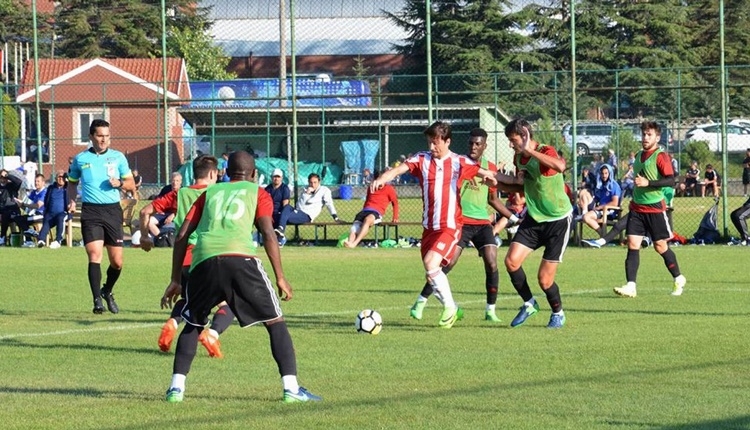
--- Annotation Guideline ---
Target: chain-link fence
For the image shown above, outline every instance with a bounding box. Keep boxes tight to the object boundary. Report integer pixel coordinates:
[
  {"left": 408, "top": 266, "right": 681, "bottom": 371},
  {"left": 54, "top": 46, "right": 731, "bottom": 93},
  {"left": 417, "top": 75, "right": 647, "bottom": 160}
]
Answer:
[{"left": 1, "top": 0, "right": 749, "bottom": 242}]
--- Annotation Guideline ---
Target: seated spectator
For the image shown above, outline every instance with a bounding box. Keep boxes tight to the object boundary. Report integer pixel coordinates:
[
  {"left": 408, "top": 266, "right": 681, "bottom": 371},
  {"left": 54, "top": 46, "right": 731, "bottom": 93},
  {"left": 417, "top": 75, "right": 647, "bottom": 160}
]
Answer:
[
  {"left": 344, "top": 170, "right": 399, "bottom": 248},
  {"left": 0, "top": 169, "right": 24, "bottom": 245},
  {"left": 676, "top": 161, "right": 700, "bottom": 197},
  {"left": 702, "top": 164, "right": 720, "bottom": 197},
  {"left": 157, "top": 172, "right": 182, "bottom": 198},
  {"left": 579, "top": 165, "right": 596, "bottom": 192},
  {"left": 37, "top": 170, "right": 69, "bottom": 248},
  {"left": 13, "top": 173, "right": 47, "bottom": 244},
  {"left": 128, "top": 169, "right": 143, "bottom": 199},
  {"left": 620, "top": 163, "right": 635, "bottom": 199},
  {"left": 274, "top": 173, "right": 341, "bottom": 246},
  {"left": 264, "top": 168, "right": 290, "bottom": 229},
  {"left": 361, "top": 168, "right": 373, "bottom": 186},
  {"left": 579, "top": 164, "right": 622, "bottom": 236},
  {"left": 492, "top": 191, "right": 526, "bottom": 239},
  {"left": 730, "top": 196, "right": 750, "bottom": 245}
]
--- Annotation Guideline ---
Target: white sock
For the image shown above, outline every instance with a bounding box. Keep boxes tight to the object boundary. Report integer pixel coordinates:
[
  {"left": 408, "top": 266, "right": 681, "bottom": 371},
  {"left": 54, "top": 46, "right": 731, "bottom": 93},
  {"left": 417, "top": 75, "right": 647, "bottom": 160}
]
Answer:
[
  {"left": 207, "top": 328, "right": 219, "bottom": 339},
  {"left": 170, "top": 374, "right": 186, "bottom": 390},
  {"left": 429, "top": 270, "right": 455, "bottom": 308},
  {"left": 416, "top": 295, "right": 428, "bottom": 303},
  {"left": 595, "top": 238, "right": 606, "bottom": 245},
  {"left": 524, "top": 298, "right": 536, "bottom": 307},
  {"left": 486, "top": 304, "right": 496, "bottom": 312},
  {"left": 282, "top": 375, "right": 300, "bottom": 393},
  {"left": 626, "top": 282, "right": 636, "bottom": 289},
  {"left": 553, "top": 310, "right": 565, "bottom": 316}
]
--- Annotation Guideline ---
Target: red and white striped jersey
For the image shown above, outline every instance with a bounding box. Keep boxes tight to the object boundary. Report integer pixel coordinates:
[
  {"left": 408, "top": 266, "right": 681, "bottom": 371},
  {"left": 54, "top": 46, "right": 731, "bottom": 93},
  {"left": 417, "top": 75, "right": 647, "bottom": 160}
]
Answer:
[{"left": 404, "top": 151, "right": 480, "bottom": 230}]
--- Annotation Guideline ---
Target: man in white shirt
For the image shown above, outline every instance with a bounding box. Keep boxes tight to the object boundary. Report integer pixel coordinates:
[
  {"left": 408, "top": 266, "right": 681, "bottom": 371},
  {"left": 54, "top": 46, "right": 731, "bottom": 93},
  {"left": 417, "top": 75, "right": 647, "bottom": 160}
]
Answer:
[
  {"left": 275, "top": 173, "right": 340, "bottom": 245},
  {"left": 22, "top": 159, "right": 38, "bottom": 190}
]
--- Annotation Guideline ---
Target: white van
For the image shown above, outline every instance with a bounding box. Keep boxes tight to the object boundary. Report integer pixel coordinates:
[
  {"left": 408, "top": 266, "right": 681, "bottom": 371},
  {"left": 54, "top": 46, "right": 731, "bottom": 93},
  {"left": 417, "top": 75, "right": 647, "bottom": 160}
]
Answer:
[{"left": 561, "top": 123, "right": 615, "bottom": 155}]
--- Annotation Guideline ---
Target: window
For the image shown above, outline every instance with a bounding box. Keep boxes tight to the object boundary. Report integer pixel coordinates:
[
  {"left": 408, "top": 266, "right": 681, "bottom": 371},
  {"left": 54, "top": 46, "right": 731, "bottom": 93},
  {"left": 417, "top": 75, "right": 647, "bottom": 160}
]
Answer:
[{"left": 75, "top": 110, "right": 107, "bottom": 145}]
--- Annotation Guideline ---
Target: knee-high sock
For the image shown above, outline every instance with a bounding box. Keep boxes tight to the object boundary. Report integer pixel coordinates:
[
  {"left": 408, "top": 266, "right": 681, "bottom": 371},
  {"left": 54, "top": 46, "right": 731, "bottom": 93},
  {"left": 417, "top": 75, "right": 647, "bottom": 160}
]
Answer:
[
  {"left": 508, "top": 267, "right": 533, "bottom": 302},
  {"left": 625, "top": 249, "right": 640, "bottom": 283},
  {"left": 103, "top": 266, "right": 121, "bottom": 291},
  {"left": 88, "top": 262, "right": 102, "bottom": 299},
  {"left": 173, "top": 324, "right": 200, "bottom": 375},
  {"left": 266, "top": 321, "right": 297, "bottom": 377},
  {"left": 659, "top": 248, "right": 681, "bottom": 278},
  {"left": 543, "top": 282, "right": 562, "bottom": 313},
  {"left": 427, "top": 269, "right": 455, "bottom": 308},
  {"left": 210, "top": 305, "right": 235, "bottom": 335},
  {"left": 419, "top": 265, "right": 451, "bottom": 299},
  {"left": 486, "top": 269, "right": 499, "bottom": 305}
]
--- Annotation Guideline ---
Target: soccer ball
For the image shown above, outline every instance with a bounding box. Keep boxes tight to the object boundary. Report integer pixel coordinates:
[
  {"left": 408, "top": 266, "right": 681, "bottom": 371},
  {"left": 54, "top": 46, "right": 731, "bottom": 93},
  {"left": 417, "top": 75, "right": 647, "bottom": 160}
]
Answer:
[{"left": 355, "top": 309, "right": 382, "bottom": 335}]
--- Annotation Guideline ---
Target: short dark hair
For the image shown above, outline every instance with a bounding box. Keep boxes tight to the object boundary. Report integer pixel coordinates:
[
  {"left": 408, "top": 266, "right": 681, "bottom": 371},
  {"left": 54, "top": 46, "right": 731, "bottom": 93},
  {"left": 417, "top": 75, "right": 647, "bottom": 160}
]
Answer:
[
  {"left": 89, "top": 119, "right": 110, "bottom": 135},
  {"left": 35, "top": 173, "right": 45, "bottom": 180},
  {"left": 193, "top": 154, "right": 219, "bottom": 180},
  {"left": 706, "top": 164, "right": 713, "bottom": 169},
  {"left": 469, "top": 128, "right": 488, "bottom": 139},
  {"left": 226, "top": 150, "right": 256, "bottom": 180},
  {"left": 641, "top": 120, "right": 661, "bottom": 135},
  {"left": 307, "top": 173, "right": 320, "bottom": 181},
  {"left": 424, "top": 121, "right": 452, "bottom": 141},
  {"left": 505, "top": 118, "right": 533, "bottom": 139}
]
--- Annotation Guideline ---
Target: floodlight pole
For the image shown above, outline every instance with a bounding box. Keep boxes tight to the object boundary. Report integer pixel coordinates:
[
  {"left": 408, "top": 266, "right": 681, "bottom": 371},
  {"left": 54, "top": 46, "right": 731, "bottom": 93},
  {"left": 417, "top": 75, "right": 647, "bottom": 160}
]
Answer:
[
  {"left": 32, "top": 0, "right": 43, "bottom": 175},
  {"left": 291, "top": 0, "right": 299, "bottom": 200},
  {"left": 570, "top": 1, "right": 577, "bottom": 193},
  {"left": 161, "top": 0, "right": 170, "bottom": 184},
  {"left": 719, "top": 0, "right": 729, "bottom": 237},
  {"left": 426, "top": 0, "right": 433, "bottom": 123}
]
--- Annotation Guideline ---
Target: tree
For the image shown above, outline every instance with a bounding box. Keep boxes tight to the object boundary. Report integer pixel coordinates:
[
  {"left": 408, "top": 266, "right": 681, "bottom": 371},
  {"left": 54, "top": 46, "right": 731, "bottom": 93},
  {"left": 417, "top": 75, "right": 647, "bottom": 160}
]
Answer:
[
  {"left": 1, "top": 91, "right": 20, "bottom": 156},
  {"left": 166, "top": 26, "right": 235, "bottom": 81}
]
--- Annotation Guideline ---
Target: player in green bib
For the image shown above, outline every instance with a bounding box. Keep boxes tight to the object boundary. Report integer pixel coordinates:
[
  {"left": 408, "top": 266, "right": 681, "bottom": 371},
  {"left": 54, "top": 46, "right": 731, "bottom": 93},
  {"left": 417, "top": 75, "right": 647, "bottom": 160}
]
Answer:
[
  {"left": 495, "top": 119, "right": 572, "bottom": 329},
  {"left": 614, "top": 121, "right": 686, "bottom": 298},
  {"left": 161, "top": 151, "right": 321, "bottom": 404},
  {"left": 409, "top": 128, "right": 519, "bottom": 323}
]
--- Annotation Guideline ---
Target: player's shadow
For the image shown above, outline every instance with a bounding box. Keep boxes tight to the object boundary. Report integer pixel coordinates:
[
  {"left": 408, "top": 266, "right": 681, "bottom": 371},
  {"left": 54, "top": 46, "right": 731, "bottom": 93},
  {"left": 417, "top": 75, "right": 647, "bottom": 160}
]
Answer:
[{"left": 0, "top": 338, "right": 164, "bottom": 356}]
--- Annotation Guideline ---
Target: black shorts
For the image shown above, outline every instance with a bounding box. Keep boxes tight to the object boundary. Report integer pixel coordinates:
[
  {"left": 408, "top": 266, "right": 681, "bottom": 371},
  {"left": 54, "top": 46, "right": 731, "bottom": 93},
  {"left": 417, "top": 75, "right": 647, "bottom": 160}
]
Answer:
[
  {"left": 81, "top": 203, "right": 123, "bottom": 246},
  {"left": 183, "top": 256, "right": 282, "bottom": 328},
  {"left": 354, "top": 209, "right": 382, "bottom": 224},
  {"left": 743, "top": 170, "right": 750, "bottom": 185},
  {"left": 512, "top": 214, "right": 572, "bottom": 263},
  {"left": 626, "top": 211, "right": 672, "bottom": 242},
  {"left": 457, "top": 223, "right": 496, "bottom": 255}
]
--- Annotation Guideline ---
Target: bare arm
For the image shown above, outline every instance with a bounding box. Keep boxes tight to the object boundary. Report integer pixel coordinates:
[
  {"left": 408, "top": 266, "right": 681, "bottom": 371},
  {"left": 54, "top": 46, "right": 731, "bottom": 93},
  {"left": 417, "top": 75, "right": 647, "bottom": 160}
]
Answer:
[
  {"left": 524, "top": 146, "right": 566, "bottom": 173},
  {"left": 488, "top": 190, "right": 513, "bottom": 219},
  {"left": 139, "top": 203, "right": 155, "bottom": 251},
  {"left": 371, "top": 164, "right": 410, "bottom": 191},
  {"left": 66, "top": 181, "right": 78, "bottom": 212}
]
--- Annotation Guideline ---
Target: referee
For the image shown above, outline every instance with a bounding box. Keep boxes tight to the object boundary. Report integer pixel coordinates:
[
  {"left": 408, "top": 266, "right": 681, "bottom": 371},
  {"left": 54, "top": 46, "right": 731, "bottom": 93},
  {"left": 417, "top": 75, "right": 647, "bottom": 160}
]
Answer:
[{"left": 67, "top": 119, "right": 135, "bottom": 314}]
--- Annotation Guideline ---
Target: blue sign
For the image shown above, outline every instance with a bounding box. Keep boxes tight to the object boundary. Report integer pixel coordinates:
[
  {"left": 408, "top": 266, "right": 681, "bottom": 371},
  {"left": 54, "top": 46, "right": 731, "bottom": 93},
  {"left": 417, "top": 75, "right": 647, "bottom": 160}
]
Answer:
[{"left": 188, "top": 79, "right": 372, "bottom": 108}]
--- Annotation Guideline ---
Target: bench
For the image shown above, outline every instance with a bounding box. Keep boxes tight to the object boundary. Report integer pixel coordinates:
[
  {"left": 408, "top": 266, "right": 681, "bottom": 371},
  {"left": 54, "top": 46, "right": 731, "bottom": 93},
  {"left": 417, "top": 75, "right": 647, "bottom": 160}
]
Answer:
[
  {"left": 574, "top": 206, "right": 624, "bottom": 246},
  {"left": 65, "top": 198, "right": 139, "bottom": 247},
  {"left": 291, "top": 221, "right": 423, "bottom": 244}
]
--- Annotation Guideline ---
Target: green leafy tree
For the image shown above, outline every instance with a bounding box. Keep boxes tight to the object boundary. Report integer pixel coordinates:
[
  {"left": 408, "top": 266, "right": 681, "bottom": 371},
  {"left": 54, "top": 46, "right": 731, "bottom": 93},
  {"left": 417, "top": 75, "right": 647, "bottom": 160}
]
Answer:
[
  {"left": 1, "top": 92, "right": 20, "bottom": 156},
  {"left": 166, "top": 26, "right": 235, "bottom": 81}
]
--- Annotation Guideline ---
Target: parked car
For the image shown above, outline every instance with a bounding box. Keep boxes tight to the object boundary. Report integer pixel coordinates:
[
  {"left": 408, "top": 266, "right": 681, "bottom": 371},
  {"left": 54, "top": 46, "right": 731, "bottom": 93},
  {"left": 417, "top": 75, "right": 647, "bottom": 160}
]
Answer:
[
  {"left": 685, "top": 123, "right": 750, "bottom": 152},
  {"left": 729, "top": 118, "right": 750, "bottom": 129},
  {"left": 562, "top": 121, "right": 672, "bottom": 155}
]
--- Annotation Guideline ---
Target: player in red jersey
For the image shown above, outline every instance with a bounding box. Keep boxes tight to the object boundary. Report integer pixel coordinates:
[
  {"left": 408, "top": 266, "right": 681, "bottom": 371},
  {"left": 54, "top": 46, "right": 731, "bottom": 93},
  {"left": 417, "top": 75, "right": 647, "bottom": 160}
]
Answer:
[
  {"left": 343, "top": 170, "right": 399, "bottom": 248},
  {"left": 371, "top": 121, "right": 497, "bottom": 328}
]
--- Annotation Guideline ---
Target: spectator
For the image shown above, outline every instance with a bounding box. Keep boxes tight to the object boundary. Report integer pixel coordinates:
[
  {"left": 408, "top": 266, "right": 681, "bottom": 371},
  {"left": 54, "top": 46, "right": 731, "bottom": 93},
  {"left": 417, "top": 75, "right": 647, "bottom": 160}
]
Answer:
[
  {"left": 730, "top": 196, "right": 750, "bottom": 245},
  {"left": 343, "top": 170, "right": 399, "bottom": 249},
  {"left": 676, "top": 161, "right": 700, "bottom": 197},
  {"left": 264, "top": 168, "right": 290, "bottom": 229},
  {"left": 13, "top": 173, "right": 47, "bottom": 244},
  {"left": 607, "top": 149, "right": 618, "bottom": 178},
  {"left": 579, "top": 164, "right": 622, "bottom": 237},
  {"left": 218, "top": 152, "right": 229, "bottom": 182},
  {"left": 361, "top": 168, "right": 373, "bottom": 186},
  {"left": 37, "top": 170, "right": 69, "bottom": 249},
  {"left": 492, "top": 191, "right": 526, "bottom": 239},
  {"left": 130, "top": 169, "right": 143, "bottom": 199},
  {"left": 274, "top": 173, "right": 341, "bottom": 246},
  {"left": 579, "top": 165, "right": 596, "bottom": 192},
  {"left": 742, "top": 148, "right": 750, "bottom": 196},
  {"left": 158, "top": 172, "right": 182, "bottom": 198},
  {"left": 0, "top": 169, "right": 24, "bottom": 245},
  {"left": 702, "top": 164, "right": 720, "bottom": 197},
  {"left": 22, "top": 158, "right": 38, "bottom": 190},
  {"left": 620, "top": 163, "right": 635, "bottom": 199}
]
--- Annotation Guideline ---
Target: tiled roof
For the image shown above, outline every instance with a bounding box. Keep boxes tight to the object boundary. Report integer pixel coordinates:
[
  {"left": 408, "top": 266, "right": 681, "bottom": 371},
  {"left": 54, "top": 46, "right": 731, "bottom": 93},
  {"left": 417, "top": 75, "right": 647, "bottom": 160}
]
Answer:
[
  {"left": 22, "top": 58, "right": 185, "bottom": 90},
  {"left": 21, "top": 0, "right": 56, "bottom": 15}
]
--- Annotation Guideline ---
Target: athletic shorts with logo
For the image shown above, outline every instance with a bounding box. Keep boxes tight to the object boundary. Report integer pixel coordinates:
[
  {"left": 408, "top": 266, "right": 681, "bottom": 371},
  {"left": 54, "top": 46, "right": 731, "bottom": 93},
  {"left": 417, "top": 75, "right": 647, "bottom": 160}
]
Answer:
[
  {"left": 81, "top": 202, "right": 123, "bottom": 246},
  {"left": 182, "top": 256, "right": 282, "bottom": 328},
  {"left": 512, "top": 214, "right": 572, "bottom": 263},
  {"left": 457, "top": 223, "right": 496, "bottom": 256},
  {"left": 420, "top": 228, "right": 461, "bottom": 266},
  {"left": 626, "top": 211, "right": 672, "bottom": 242}
]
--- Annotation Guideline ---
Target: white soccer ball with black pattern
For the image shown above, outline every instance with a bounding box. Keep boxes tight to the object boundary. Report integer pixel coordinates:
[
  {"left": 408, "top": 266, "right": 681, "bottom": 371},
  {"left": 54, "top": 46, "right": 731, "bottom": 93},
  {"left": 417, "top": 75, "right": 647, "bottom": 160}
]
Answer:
[{"left": 355, "top": 309, "right": 382, "bottom": 335}]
